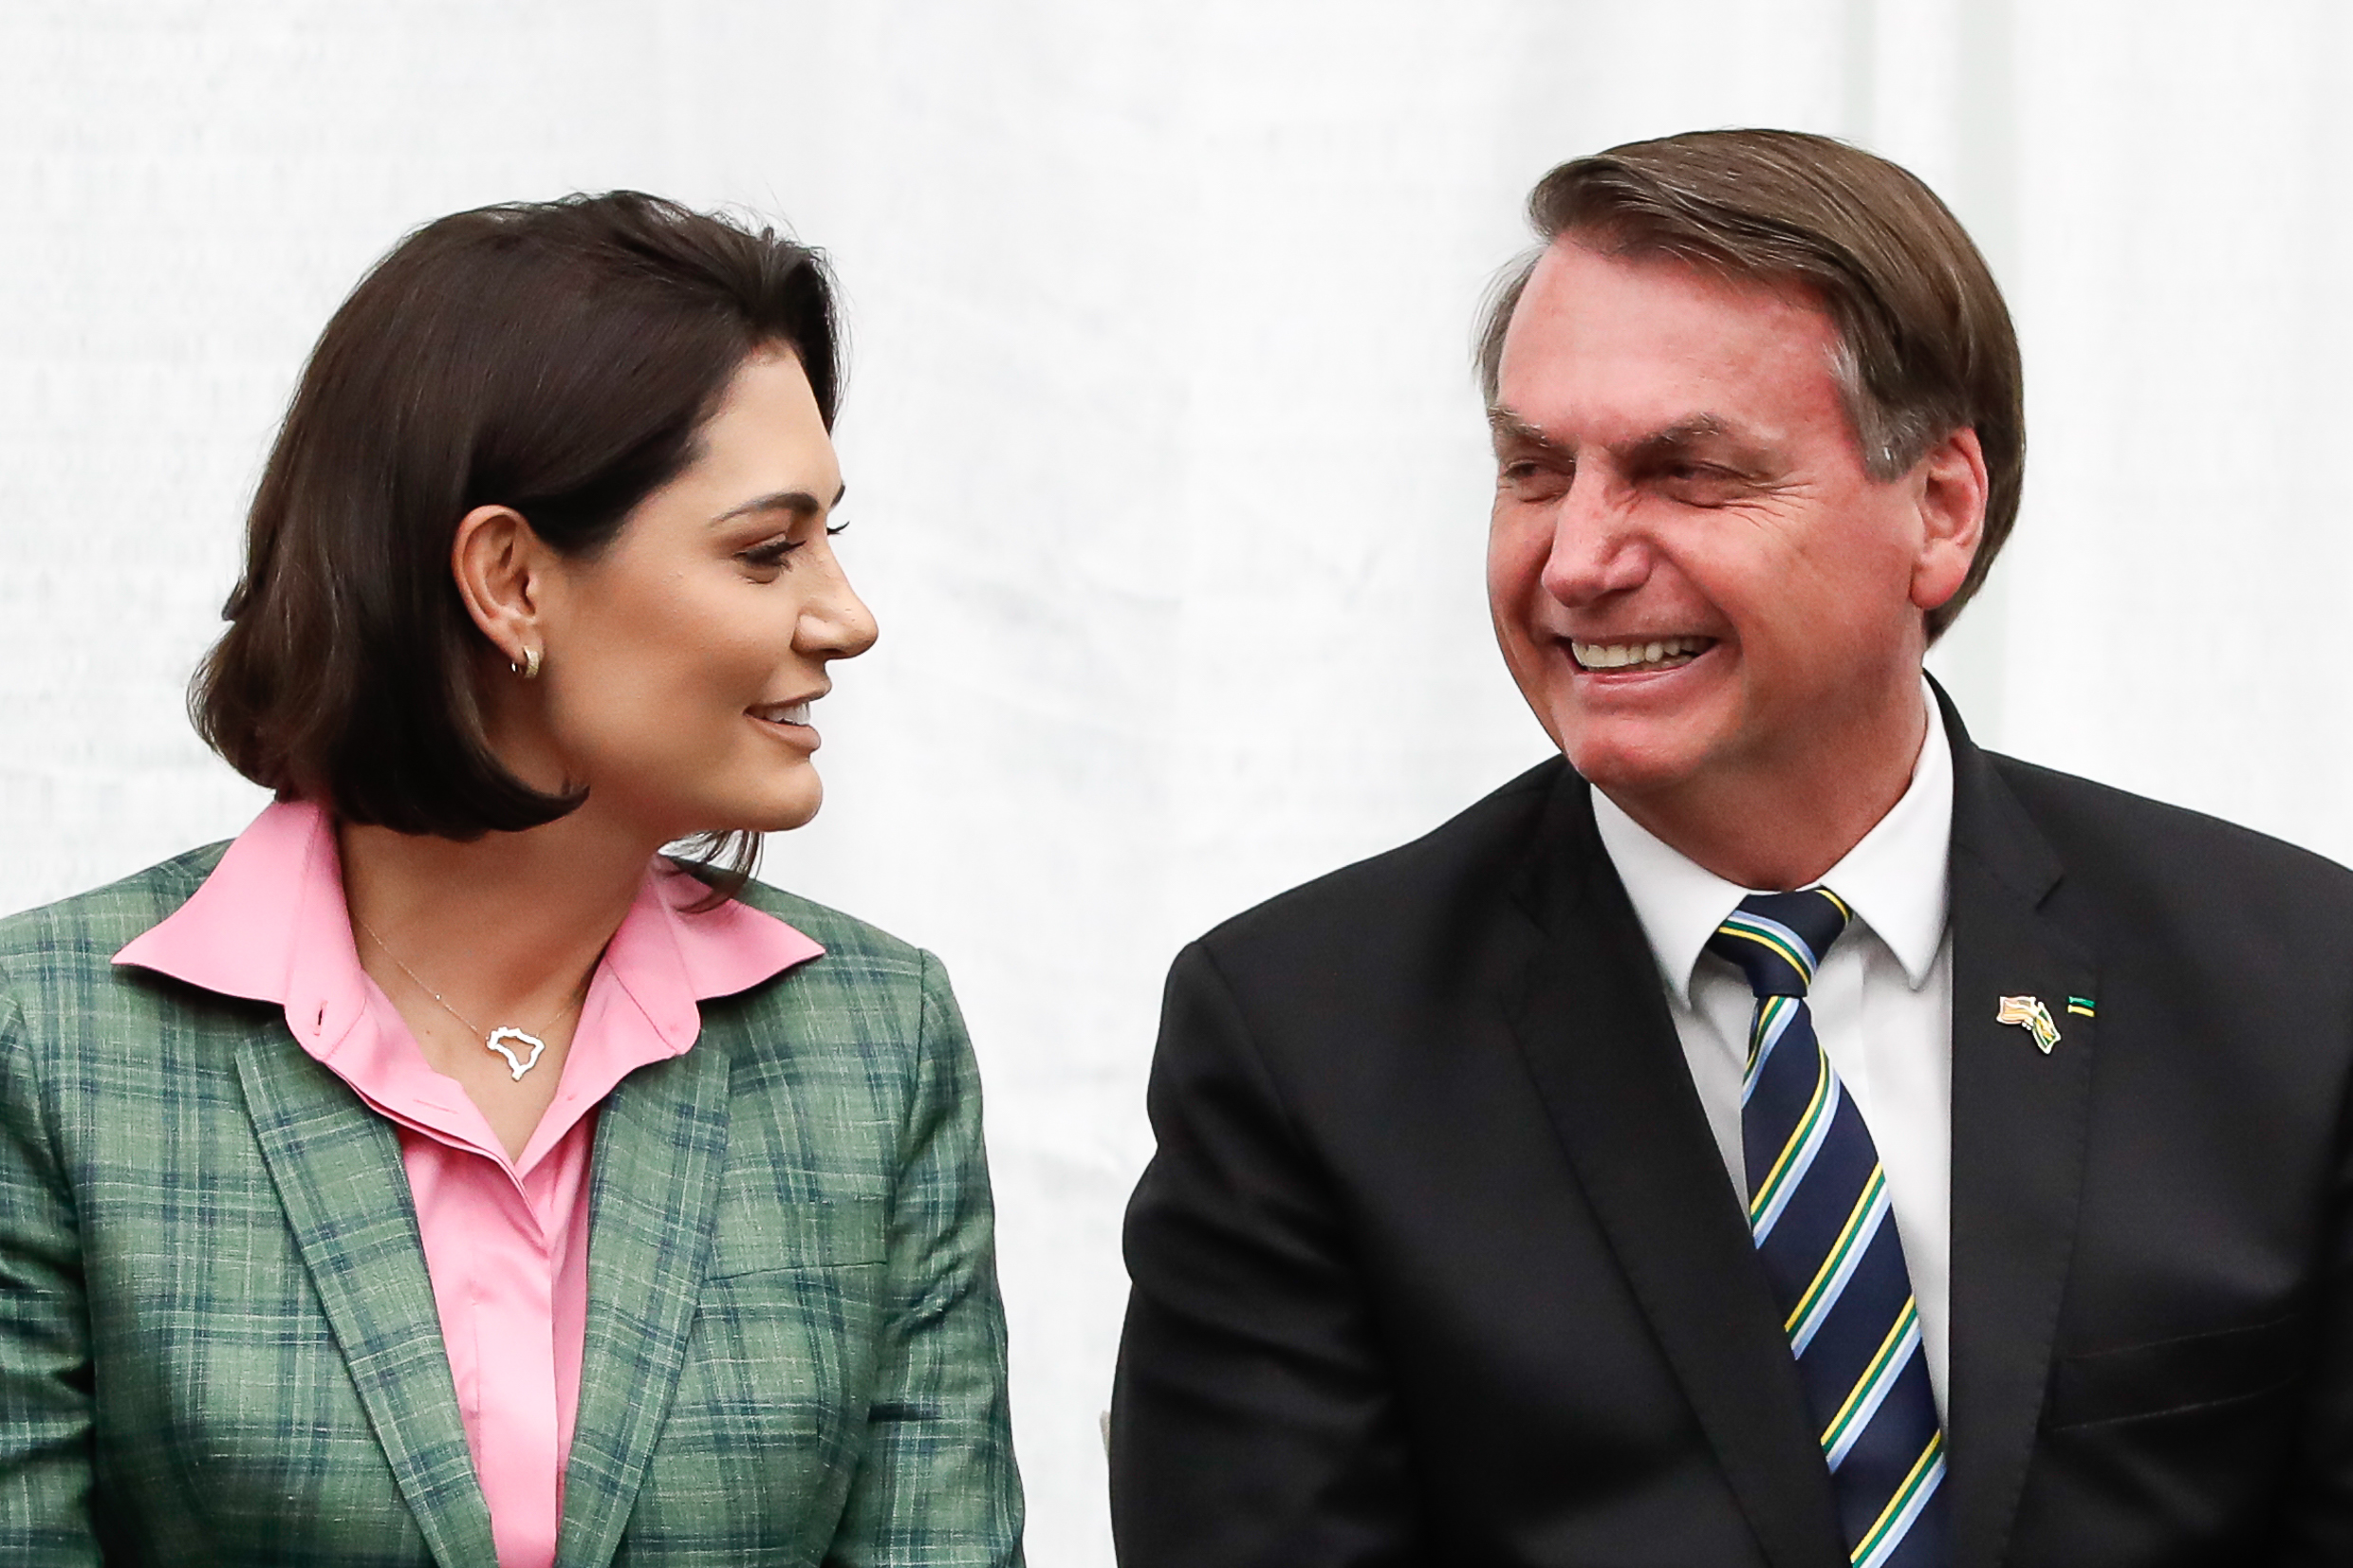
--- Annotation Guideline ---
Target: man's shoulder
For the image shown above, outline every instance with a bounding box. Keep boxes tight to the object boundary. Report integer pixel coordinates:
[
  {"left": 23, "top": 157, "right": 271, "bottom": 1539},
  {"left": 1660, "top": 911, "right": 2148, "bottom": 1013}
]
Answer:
[
  {"left": 1989, "top": 749, "right": 2353, "bottom": 911},
  {"left": 1983, "top": 750, "right": 2353, "bottom": 973},
  {"left": 1195, "top": 757, "right": 1575, "bottom": 967}
]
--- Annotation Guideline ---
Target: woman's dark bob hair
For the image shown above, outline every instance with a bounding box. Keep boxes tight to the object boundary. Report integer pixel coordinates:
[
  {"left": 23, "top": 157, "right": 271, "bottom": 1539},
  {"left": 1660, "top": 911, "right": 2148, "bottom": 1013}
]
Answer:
[{"left": 194, "top": 191, "right": 841, "bottom": 883}]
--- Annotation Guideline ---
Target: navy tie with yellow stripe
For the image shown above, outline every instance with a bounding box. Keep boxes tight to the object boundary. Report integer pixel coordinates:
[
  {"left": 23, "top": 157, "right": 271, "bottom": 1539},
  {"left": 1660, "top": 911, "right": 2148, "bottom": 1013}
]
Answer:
[{"left": 1708, "top": 890, "right": 1947, "bottom": 1568}]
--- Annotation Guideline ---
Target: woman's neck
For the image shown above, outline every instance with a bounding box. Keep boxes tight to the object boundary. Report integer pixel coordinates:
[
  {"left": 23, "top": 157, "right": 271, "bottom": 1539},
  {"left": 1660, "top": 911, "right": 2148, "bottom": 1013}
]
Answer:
[{"left": 338, "top": 805, "right": 655, "bottom": 1024}]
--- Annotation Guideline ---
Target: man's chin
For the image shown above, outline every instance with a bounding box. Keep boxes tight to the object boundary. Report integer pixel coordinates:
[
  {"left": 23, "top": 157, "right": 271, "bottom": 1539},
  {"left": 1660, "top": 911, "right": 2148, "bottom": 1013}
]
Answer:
[{"left": 1556, "top": 719, "right": 1715, "bottom": 800}]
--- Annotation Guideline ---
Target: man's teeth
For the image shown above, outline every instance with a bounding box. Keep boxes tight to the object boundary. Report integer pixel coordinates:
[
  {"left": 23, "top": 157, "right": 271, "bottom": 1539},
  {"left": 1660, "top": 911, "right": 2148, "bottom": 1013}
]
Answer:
[{"left": 1570, "top": 636, "right": 1710, "bottom": 671}]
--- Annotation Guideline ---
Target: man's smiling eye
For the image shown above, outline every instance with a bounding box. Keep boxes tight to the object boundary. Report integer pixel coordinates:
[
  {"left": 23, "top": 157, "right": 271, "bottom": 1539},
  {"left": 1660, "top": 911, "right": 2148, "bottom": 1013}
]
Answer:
[
  {"left": 1657, "top": 461, "right": 1756, "bottom": 499},
  {"left": 1498, "top": 459, "right": 1574, "bottom": 505},
  {"left": 1500, "top": 457, "right": 1572, "bottom": 483}
]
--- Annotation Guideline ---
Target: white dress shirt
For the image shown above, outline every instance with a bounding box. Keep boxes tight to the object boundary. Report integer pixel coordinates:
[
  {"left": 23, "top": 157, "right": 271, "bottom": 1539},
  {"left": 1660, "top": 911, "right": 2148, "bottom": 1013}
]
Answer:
[{"left": 1589, "top": 684, "right": 1955, "bottom": 1414}]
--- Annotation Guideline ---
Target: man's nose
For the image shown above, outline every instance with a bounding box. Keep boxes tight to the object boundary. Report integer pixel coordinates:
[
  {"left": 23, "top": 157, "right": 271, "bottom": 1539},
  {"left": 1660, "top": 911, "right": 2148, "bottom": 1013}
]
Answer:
[{"left": 1538, "top": 473, "right": 1648, "bottom": 607}]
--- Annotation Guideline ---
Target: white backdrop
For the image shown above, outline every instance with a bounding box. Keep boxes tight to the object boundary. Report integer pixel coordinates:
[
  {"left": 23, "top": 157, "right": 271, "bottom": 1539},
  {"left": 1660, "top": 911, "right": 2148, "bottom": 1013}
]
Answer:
[{"left": 7, "top": 4, "right": 2352, "bottom": 1563}]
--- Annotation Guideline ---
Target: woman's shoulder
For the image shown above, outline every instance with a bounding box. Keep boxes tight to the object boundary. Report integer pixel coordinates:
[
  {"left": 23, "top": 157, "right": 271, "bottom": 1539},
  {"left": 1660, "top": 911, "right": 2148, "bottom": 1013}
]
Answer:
[
  {"left": 728, "top": 878, "right": 938, "bottom": 985},
  {"left": 0, "top": 842, "right": 230, "bottom": 979},
  {"left": 709, "top": 879, "right": 965, "bottom": 1054}
]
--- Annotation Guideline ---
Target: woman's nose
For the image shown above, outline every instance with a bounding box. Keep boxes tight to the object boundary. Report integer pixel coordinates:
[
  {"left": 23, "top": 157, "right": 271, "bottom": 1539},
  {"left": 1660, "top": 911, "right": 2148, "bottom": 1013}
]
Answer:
[{"left": 800, "top": 550, "right": 879, "bottom": 659}]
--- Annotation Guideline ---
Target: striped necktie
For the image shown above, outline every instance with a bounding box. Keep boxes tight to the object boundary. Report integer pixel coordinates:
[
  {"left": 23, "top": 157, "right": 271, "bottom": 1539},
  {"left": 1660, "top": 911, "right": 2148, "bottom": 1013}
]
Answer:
[{"left": 1707, "top": 890, "right": 1948, "bottom": 1568}]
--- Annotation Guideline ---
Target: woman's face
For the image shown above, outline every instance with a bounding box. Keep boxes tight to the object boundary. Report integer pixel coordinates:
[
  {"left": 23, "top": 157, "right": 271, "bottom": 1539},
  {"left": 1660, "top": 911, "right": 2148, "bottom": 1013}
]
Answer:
[{"left": 519, "top": 347, "right": 876, "bottom": 842}]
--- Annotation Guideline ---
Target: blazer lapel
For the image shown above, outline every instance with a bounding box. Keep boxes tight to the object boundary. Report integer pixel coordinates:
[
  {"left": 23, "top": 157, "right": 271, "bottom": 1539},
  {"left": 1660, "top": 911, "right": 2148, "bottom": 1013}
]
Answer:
[
  {"left": 233, "top": 1031, "right": 499, "bottom": 1568},
  {"left": 1506, "top": 770, "right": 1848, "bottom": 1568},
  {"left": 1940, "top": 709, "right": 2098, "bottom": 1568},
  {"left": 556, "top": 1042, "right": 732, "bottom": 1568}
]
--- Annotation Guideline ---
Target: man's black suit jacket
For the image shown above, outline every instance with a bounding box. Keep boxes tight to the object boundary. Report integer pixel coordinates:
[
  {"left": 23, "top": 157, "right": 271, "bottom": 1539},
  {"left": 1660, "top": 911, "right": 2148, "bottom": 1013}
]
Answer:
[{"left": 1112, "top": 705, "right": 2353, "bottom": 1567}]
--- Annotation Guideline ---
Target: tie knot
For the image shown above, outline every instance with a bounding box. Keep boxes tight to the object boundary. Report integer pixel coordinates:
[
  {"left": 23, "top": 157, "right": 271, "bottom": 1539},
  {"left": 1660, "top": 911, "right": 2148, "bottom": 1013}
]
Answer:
[{"left": 1705, "top": 888, "right": 1851, "bottom": 998}]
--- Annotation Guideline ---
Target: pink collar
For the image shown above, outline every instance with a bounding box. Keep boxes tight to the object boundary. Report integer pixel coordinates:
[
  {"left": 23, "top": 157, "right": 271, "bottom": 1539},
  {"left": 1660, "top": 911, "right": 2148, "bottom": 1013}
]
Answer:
[{"left": 115, "top": 800, "right": 823, "bottom": 1171}]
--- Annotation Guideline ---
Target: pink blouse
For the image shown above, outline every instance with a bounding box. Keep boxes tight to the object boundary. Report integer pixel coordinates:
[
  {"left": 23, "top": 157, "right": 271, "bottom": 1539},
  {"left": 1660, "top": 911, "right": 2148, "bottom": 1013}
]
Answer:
[{"left": 113, "top": 800, "right": 823, "bottom": 1568}]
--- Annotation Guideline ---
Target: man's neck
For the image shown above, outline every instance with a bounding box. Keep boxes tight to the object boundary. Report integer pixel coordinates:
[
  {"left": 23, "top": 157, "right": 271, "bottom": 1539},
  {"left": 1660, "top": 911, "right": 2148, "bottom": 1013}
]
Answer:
[{"left": 1601, "top": 684, "right": 1934, "bottom": 892}]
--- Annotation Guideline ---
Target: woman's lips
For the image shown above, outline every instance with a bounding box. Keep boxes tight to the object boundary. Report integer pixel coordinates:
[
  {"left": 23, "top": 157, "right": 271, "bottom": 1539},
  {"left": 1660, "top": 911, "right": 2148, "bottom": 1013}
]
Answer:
[{"left": 750, "top": 698, "right": 821, "bottom": 747}]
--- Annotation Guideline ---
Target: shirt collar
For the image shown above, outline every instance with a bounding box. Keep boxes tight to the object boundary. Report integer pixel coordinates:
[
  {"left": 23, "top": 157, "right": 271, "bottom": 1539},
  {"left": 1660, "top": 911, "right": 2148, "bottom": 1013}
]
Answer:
[
  {"left": 114, "top": 799, "right": 826, "bottom": 1047},
  {"left": 1590, "top": 677, "right": 1954, "bottom": 1005}
]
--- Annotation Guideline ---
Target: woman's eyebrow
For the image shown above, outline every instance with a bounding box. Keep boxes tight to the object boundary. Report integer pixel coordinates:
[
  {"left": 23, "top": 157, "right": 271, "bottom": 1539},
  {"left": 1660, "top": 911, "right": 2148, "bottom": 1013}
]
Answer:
[{"left": 711, "top": 481, "right": 848, "bottom": 526}]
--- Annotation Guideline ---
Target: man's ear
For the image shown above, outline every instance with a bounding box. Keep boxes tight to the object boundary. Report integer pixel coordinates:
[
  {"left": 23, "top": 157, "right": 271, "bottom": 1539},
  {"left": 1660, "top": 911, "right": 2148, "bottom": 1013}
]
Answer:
[
  {"left": 451, "top": 505, "right": 547, "bottom": 669},
  {"left": 1909, "top": 426, "right": 1988, "bottom": 615}
]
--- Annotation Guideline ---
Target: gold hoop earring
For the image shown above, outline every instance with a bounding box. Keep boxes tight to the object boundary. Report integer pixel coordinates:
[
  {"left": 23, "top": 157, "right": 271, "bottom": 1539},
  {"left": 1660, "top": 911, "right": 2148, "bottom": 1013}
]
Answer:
[{"left": 510, "top": 646, "right": 542, "bottom": 680}]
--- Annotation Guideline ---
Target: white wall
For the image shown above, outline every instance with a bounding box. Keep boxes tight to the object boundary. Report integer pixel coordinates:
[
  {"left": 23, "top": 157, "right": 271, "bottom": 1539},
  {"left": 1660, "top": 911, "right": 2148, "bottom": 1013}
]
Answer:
[{"left": 6, "top": 3, "right": 2350, "bottom": 1562}]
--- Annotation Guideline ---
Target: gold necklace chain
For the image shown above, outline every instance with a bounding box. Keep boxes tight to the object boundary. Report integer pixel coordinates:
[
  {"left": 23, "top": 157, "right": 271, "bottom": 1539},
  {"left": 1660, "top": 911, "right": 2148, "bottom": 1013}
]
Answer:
[{"left": 354, "top": 916, "right": 589, "bottom": 1082}]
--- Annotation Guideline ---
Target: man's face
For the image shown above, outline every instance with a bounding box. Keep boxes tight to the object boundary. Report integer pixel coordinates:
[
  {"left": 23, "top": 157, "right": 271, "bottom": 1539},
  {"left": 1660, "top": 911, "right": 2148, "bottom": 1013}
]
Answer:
[{"left": 1486, "top": 236, "right": 1974, "bottom": 810}]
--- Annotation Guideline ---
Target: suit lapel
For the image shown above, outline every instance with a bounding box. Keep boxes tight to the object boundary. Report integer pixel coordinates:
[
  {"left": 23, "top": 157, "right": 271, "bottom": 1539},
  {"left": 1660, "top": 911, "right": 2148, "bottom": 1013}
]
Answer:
[
  {"left": 1941, "top": 710, "right": 2098, "bottom": 1568},
  {"left": 233, "top": 1031, "right": 499, "bottom": 1568},
  {"left": 1506, "top": 771, "right": 1848, "bottom": 1568},
  {"left": 556, "top": 1042, "right": 732, "bottom": 1568}
]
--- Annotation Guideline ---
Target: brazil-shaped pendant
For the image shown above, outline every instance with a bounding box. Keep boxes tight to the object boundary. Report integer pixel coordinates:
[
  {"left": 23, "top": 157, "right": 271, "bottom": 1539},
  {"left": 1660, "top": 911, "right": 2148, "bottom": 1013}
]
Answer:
[{"left": 485, "top": 1025, "right": 549, "bottom": 1081}]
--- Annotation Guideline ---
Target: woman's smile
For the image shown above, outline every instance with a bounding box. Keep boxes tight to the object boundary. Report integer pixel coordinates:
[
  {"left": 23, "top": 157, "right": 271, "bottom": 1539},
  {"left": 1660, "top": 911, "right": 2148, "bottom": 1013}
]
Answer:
[{"left": 749, "top": 694, "right": 822, "bottom": 747}]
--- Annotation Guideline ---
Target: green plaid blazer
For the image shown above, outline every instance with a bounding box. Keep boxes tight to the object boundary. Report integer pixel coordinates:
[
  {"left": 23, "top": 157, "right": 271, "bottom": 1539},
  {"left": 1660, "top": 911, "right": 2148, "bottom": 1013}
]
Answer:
[{"left": 0, "top": 843, "right": 1024, "bottom": 1567}]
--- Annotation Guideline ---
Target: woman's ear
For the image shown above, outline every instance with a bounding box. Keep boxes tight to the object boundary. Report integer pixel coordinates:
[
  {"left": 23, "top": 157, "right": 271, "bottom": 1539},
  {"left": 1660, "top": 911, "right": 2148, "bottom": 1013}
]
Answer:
[
  {"left": 451, "top": 505, "right": 546, "bottom": 672},
  {"left": 1909, "top": 426, "right": 1989, "bottom": 615}
]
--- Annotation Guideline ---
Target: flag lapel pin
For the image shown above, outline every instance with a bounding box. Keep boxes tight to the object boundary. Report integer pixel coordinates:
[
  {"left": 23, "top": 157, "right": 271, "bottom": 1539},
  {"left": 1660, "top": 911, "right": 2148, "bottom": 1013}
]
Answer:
[{"left": 1997, "top": 995, "right": 2062, "bottom": 1054}]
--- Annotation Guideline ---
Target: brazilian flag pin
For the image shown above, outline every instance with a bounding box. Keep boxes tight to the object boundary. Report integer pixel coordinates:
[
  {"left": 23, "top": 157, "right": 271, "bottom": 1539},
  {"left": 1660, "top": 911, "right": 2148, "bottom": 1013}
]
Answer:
[{"left": 1997, "top": 995, "right": 2063, "bottom": 1054}]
